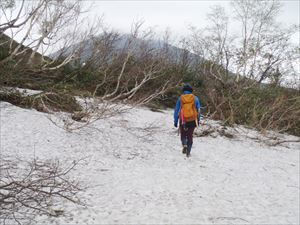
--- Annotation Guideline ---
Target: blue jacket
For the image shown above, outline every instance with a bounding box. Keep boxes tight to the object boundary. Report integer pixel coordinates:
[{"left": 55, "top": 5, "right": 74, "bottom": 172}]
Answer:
[{"left": 174, "top": 91, "right": 201, "bottom": 125}]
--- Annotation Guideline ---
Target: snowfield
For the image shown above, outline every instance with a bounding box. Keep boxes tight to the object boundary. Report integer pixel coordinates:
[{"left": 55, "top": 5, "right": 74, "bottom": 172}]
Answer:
[{"left": 1, "top": 101, "right": 299, "bottom": 224}]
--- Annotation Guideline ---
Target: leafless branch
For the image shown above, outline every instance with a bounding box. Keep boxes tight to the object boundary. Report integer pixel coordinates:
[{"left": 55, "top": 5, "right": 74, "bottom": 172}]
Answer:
[{"left": 0, "top": 156, "right": 85, "bottom": 224}]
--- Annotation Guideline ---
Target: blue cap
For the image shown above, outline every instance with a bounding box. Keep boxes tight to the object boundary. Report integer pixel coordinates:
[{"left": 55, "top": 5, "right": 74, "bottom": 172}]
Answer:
[{"left": 182, "top": 83, "right": 193, "bottom": 92}]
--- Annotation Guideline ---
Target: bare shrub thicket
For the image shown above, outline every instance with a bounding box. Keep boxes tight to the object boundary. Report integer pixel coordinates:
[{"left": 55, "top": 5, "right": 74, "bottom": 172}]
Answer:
[
  {"left": 69, "top": 21, "right": 182, "bottom": 105},
  {"left": 0, "top": 156, "right": 84, "bottom": 224},
  {"left": 188, "top": 0, "right": 300, "bottom": 136},
  {"left": 45, "top": 21, "right": 184, "bottom": 130}
]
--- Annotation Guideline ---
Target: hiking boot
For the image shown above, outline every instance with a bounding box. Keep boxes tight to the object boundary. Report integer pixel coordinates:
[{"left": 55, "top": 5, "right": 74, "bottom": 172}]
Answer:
[
  {"left": 182, "top": 145, "right": 187, "bottom": 154},
  {"left": 186, "top": 153, "right": 190, "bottom": 157}
]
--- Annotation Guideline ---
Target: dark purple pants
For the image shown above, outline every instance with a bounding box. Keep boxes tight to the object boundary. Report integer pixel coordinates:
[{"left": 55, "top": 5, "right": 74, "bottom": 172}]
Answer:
[{"left": 180, "top": 124, "right": 195, "bottom": 147}]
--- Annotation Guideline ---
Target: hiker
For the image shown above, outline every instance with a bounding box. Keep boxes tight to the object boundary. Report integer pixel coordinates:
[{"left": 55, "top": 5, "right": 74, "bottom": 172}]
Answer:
[{"left": 174, "top": 84, "right": 201, "bottom": 157}]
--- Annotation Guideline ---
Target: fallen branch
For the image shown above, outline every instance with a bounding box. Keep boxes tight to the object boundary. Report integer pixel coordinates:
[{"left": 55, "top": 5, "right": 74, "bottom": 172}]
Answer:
[{"left": 0, "top": 156, "right": 86, "bottom": 224}]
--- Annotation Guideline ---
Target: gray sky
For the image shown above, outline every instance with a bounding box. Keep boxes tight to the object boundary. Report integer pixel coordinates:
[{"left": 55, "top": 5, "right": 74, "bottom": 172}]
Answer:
[{"left": 87, "top": 0, "right": 299, "bottom": 42}]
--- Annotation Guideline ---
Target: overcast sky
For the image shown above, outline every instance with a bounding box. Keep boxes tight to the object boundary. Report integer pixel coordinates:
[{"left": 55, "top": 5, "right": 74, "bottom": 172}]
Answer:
[{"left": 87, "top": 0, "right": 299, "bottom": 43}]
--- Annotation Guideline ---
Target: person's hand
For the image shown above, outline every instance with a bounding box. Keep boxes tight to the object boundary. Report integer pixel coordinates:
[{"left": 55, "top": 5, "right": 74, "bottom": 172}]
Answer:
[{"left": 174, "top": 122, "right": 178, "bottom": 128}]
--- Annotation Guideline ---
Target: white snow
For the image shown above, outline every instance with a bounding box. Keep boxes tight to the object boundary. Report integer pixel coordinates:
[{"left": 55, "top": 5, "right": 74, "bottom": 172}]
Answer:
[
  {"left": 1, "top": 101, "right": 299, "bottom": 224},
  {"left": 0, "top": 87, "right": 43, "bottom": 96}
]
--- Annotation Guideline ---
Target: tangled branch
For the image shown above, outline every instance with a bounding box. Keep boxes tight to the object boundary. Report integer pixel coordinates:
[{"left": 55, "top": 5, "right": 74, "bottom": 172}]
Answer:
[{"left": 0, "top": 156, "right": 85, "bottom": 224}]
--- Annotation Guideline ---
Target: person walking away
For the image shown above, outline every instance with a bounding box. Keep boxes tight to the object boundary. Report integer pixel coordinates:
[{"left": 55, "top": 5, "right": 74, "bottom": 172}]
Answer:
[{"left": 174, "top": 84, "right": 201, "bottom": 157}]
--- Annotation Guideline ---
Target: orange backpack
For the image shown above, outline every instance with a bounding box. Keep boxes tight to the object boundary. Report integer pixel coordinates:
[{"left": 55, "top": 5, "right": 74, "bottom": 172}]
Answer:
[{"left": 180, "top": 94, "right": 198, "bottom": 123}]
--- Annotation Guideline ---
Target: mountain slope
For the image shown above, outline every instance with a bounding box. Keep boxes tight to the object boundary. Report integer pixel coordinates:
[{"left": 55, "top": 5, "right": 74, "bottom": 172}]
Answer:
[
  {"left": 0, "top": 100, "right": 299, "bottom": 224},
  {"left": 0, "top": 33, "right": 46, "bottom": 65},
  {"left": 50, "top": 33, "right": 201, "bottom": 65}
]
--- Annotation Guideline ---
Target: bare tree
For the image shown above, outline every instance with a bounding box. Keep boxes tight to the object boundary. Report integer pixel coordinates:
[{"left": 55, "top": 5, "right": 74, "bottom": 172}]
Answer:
[
  {"left": 97, "top": 21, "right": 178, "bottom": 104},
  {"left": 231, "top": 0, "right": 299, "bottom": 84},
  {"left": 70, "top": 20, "right": 181, "bottom": 105},
  {"left": 189, "top": 5, "right": 235, "bottom": 86},
  {"left": 0, "top": 0, "right": 43, "bottom": 34},
  {"left": 189, "top": 0, "right": 299, "bottom": 86},
  {"left": 0, "top": 0, "right": 97, "bottom": 70}
]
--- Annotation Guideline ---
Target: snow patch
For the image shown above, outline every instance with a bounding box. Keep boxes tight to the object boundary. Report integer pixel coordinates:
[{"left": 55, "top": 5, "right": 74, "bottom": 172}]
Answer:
[{"left": 0, "top": 87, "right": 43, "bottom": 96}]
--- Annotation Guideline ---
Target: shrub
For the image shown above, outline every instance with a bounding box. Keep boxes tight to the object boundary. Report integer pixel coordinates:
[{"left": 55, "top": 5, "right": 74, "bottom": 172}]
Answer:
[{"left": 0, "top": 90, "right": 82, "bottom": 113}]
